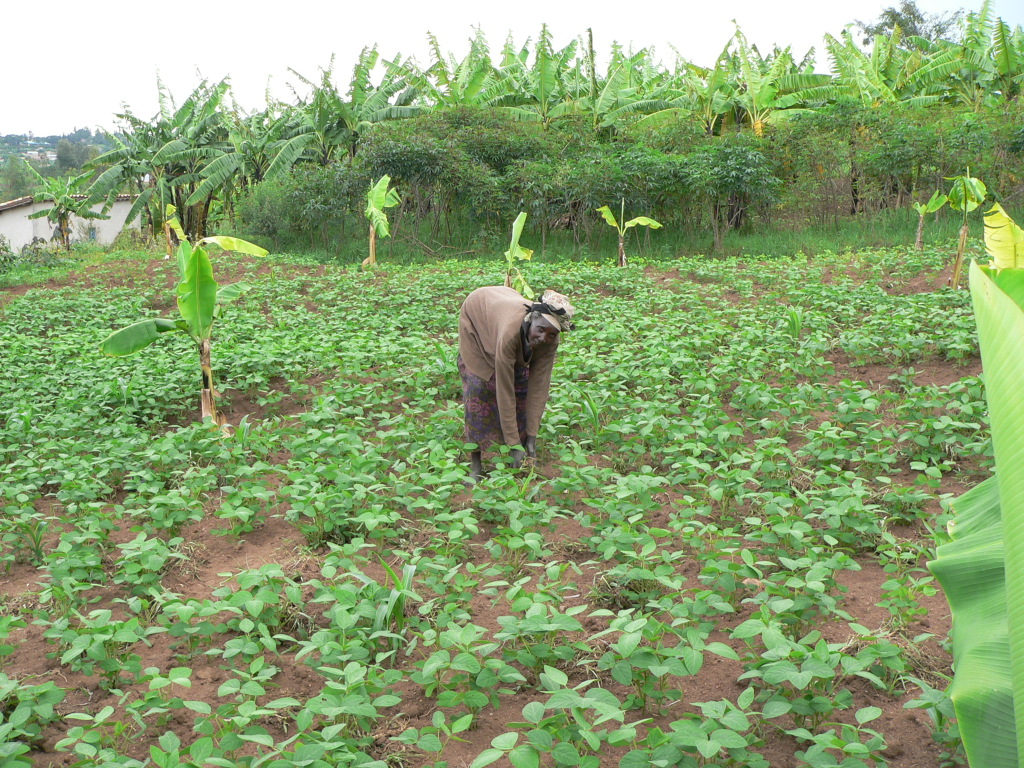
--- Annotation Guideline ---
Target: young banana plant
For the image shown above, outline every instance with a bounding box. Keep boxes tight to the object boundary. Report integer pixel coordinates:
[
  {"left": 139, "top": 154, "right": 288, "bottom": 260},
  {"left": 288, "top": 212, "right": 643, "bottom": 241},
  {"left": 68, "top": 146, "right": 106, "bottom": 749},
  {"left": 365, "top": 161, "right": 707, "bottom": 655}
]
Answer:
[
  {"left": 596, "top": 200, "right": 662, "bottom": 267},
  {"left": 502, "top": 212, "right": 534, "bottom": 299},
  {"left": 946, "top": 171, "right": 987, "bottom": 289},
  {"left": 363, "top": 175, "right": 400, "bottom": 268},
  {"left": 929, "top": 202, "right": 1024, "bottom": 768},
  {"left": 911, "top": 189, "right": 947, "bottom": 251},
  {"left": 99, "top": 234, "right": 268, "bottom": 425}
]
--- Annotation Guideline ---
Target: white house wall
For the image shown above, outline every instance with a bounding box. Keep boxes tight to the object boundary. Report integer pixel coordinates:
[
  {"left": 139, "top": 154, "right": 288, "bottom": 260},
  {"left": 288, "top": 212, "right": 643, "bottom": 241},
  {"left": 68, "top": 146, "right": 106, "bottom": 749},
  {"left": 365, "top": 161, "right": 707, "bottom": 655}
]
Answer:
[
  {"left": 2, "top": 205, "right": 35, "bottom": 248},
  {"left": 0, "top": 199, "right": 139, "bottom": 250}
]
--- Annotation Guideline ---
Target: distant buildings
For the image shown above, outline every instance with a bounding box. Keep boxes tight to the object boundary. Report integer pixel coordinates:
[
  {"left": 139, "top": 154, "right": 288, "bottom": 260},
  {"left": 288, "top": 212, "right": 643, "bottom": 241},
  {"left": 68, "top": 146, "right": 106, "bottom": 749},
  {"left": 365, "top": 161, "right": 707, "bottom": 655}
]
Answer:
[
  {"left": 0, "top": 195, "right": 139, "bottom": 250},
  {"left": 22, "top": 150, "right": 58, "bottom": 163}
]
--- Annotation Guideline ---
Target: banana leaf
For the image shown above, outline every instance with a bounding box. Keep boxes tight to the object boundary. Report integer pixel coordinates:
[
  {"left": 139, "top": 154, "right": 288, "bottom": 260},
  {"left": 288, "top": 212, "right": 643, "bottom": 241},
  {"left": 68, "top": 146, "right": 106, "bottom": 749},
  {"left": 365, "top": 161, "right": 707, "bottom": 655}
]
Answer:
[
  {"left": 929, "top": 258, "right": 1024, "bottom": 767},
  {"left": 365, "top": 175, "right": 400, "bottom": 238},
  {"left": 913, "top": 190, "right": 947, "bottom": 216},
  {"left": 175, "top": 241, "right": 192, "bottom": 283},
  {"left": 623, "top": 216, "right": 662, "bottom": 230},
  {"left": 985, "top": 203, "right": 1024, "bottom": 270},
  {"left": 505, "top": 212, "right": 533, "bottom": 263},
  {"left": 165, "top": 204, "right": 187, "bottom": 245},
  {"left": 929, "top": 476, "right": 1012, "bottom": 765},
  {"left": 503, "top": 212, "right": 534, "bottom": 299},
  {"left": 201, "top": 236, "right": 269, "bottom": 258},
  {"left": 595, "top": 205, "right": 619, "bottom": 229},
  {"left": 99, "top": 318, "right": 181, "bottom": 356},
  {"left": 216, "top": 282, "right": 252, "bottom": 305},
  {"left": 947, "top": 175, "right": 986, "bottom": 213},
  {"left": 176, "top": 245, "right": 218, "bottom": 342}
]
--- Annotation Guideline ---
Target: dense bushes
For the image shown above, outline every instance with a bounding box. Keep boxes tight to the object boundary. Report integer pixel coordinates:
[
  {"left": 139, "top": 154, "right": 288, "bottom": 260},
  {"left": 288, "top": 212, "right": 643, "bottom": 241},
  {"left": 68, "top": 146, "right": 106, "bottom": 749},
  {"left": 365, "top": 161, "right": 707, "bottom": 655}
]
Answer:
[
  {"left": 767, "top": 102, "right": 1024, "bottom": 224},
  {"left": 231, "top": 102, "right": 1024, "bottom": 258},
  {"left": 684, "top": 142, "right": 782, "bottom": 250}
]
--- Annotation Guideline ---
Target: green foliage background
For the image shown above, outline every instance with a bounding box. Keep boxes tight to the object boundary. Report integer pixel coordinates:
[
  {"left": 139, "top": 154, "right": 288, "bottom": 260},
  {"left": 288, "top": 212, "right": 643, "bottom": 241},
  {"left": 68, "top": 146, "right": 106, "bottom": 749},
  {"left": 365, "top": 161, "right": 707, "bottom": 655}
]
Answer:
[{"left": 228, "top": 102, "right": 1024, "bottom": 260}]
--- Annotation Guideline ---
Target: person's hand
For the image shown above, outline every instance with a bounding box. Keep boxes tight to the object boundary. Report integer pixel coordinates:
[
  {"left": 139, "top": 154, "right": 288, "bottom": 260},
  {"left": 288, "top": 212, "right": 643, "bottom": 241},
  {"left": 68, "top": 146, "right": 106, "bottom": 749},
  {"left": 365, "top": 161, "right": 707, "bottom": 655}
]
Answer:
[
  {"left": 511, "top": 447, "right": 527, "bottom": 468},
  {"left": 525, "top": 435, "right": 537, "bottom": 458}
]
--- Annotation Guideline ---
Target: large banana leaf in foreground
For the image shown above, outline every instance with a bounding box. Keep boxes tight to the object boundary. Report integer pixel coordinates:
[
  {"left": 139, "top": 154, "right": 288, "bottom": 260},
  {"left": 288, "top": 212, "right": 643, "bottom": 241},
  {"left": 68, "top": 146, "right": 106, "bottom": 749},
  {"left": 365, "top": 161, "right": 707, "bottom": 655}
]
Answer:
[
  {"left": 985, "top": 203, "right": 1024, "bottom": 270},
  {"left": 929, "top": 245, "right": 1024, "bottom": 766},
  {"left": 929, "top": 475, "right": 1012, "bottom": 766}
]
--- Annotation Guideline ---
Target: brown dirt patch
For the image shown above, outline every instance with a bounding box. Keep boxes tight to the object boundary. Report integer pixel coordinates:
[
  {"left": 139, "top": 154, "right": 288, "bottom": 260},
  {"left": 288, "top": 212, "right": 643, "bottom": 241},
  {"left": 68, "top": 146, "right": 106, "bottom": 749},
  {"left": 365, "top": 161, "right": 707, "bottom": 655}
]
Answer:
[
  {"left": 824, "top": 351, "right": 981, "bottom": 389},
  {"left": 883, "top": 263, "right": 956, "bottom": 296}
]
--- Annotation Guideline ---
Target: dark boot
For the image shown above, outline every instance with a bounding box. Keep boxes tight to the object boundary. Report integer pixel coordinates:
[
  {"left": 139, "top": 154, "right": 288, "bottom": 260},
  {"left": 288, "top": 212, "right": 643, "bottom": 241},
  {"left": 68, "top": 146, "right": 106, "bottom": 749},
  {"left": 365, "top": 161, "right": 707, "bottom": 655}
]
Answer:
[{"left": 467, "top": 451, "right": 483, "bottom": 485}]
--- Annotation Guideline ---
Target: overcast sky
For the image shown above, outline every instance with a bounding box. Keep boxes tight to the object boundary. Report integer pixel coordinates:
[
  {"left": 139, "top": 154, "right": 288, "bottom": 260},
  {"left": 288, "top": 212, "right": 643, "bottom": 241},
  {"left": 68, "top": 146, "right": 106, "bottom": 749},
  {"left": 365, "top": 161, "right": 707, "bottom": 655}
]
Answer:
[{"left": 3, "top": 0, "right": 1021, "bottom": 136}]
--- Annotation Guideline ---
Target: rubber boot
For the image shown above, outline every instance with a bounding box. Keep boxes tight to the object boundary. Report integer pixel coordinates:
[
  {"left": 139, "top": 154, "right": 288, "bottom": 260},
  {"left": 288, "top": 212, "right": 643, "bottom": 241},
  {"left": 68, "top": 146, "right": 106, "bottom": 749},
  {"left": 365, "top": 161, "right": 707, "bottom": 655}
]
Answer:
[{"left": 467, "top": 451, "right": 483, "bottom": 485}]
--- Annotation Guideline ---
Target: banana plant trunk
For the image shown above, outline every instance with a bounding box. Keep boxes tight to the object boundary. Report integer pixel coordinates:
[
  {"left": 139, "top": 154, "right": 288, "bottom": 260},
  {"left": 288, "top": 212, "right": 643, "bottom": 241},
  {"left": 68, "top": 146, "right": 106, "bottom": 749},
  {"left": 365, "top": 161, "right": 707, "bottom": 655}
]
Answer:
[
  {"left": 57, "top": 214, "right": 72, "bottom": 251},
  {"left": 915, "top": 214, "right": 925, "bottom": 250},
  {"left": 710, "top": 204, "right": 723, "bottom": 253},
  {"left": 367, "top": 225, "right": 377, "bottom": 267},
  {"left": 618, "top": 232, "right": 626, "bottom": 268},
  {"left": 198, "top": 339, "right": 219, "bottom": 425},
  {"left": 950, "top": 222, "right": 969, "bottom": 289},
  {"left": 163, "top": 219, "right": 177, "bottom": 259}
]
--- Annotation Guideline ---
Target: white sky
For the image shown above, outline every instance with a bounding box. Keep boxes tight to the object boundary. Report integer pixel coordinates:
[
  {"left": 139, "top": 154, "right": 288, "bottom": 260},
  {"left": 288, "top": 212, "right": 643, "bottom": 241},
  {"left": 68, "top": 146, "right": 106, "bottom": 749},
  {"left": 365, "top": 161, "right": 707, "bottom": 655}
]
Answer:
[{"left": 2, "top": 0, "right": 1020, "bottom": 136}]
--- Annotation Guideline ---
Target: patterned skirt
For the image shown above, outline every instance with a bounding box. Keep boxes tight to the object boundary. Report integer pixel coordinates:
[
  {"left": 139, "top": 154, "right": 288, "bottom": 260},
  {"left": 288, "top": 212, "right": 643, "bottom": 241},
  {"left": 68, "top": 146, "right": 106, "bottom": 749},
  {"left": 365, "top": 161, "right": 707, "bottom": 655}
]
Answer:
[{"left": 458, "top": 353, "right": 530, "bottom": 451}]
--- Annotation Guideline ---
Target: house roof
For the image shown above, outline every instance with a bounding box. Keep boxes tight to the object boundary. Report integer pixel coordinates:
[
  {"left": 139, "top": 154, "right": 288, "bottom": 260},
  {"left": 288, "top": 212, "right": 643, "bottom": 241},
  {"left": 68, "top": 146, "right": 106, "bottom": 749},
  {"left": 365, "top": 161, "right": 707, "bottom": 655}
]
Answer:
[
  {"left": 0, "top": 194, "right": 135, "bottom": 212},
  {"left": 0, "top": 196, "right": 33, "bottom": 212}
]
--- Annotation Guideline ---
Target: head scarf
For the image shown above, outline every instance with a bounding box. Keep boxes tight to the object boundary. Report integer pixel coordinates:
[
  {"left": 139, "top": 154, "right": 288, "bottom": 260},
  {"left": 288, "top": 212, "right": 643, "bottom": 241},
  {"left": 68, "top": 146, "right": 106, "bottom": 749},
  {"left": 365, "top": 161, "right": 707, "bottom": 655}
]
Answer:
[{"left": 525, "top": 290, "right": 576, "bottom": 332}]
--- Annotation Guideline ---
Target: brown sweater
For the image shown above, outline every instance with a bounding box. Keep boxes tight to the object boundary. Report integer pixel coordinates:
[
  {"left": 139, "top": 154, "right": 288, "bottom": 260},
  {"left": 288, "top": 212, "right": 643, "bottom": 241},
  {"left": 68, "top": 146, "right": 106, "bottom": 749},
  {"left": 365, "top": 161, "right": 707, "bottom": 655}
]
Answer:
[{"left": 458, "top": 286, "right": 558, "bottom": 447}]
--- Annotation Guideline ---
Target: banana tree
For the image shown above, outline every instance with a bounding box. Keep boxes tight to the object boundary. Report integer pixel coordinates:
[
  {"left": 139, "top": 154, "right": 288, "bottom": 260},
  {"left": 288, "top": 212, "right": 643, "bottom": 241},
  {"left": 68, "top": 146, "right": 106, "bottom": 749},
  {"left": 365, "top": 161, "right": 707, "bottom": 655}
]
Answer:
[
  {"left": 89, "top": 78, "right": 231, "bottom": 243},
  {"left": 929, "top": 202, "right": 1024, "bottom": 768},
  {"left": 596, "top": 201, "right": 662, "bottom": 267},
  {"left": 484, "top": 25, "right": 581, "bottom": 128},
  {"left": 924, "top": 3, "right": 1024, "bottom": 108},
  {"left": 363, "top": 175, "right": 400, "bottom": 268},
  {"left": 289, "top": 49, "right": 420, "bottom": 162},
  {"left": 729, "top": 31, "right": 824, "bottom": 136},
  {"left": 502, "top": 212, "right": 534, "bottom": 298},
  {"left": 678, "top": 47, "right": 736, "bottom": 136},
  {"left": 399, "top": 29, "right": 496, "bottom": 109},
  {"left": 783, "top": 27, "right": 942, "bottom": 110},
  {"left": 184, "top": 110, "right": 312, "bottom": 223},
  {"left": 581, "top": 47, "right": 676, "bottom": 132},
  {"left": 947, "top": 171, "right": 987, "bottom": 289},
  {"left": 87, "top": 112, "right": 169, "bottom": 240},
  {"left": 912, "top": 189, "right": 947, "bottom": 250},
  {"left": 99, "top": 234, "right": 268, "bottom": 425},
  {"left": 27, "top": 167, "right": 109, "bottom": 250}
]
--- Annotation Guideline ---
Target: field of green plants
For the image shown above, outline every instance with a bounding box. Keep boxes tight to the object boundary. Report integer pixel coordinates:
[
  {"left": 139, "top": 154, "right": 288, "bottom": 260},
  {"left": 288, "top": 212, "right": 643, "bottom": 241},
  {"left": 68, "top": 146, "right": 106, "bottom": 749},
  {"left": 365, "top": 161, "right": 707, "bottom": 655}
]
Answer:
[{"left": 0, "top": 244, "right": 989, "bottom": 768}]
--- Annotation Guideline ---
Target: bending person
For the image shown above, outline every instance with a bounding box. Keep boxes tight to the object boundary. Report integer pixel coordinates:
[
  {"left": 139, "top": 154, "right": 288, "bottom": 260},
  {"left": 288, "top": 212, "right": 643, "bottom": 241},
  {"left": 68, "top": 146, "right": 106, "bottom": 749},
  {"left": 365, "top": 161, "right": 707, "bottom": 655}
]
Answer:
[{"left": 457, "top": 286, "right": 576, "bottom": 483}]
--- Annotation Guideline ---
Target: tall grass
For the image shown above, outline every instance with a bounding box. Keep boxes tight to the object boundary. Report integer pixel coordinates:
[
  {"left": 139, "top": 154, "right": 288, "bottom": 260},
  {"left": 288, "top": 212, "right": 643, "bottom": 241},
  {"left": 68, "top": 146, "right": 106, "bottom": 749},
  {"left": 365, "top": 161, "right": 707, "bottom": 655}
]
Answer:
[
  {"left": 672, "top": 204, "right": 1011, "bottom": 260},
  {"left": 4, "top": 202, "right": 1015, "bottom": 281},
  {"left": 267, "top": 203, "right": 1016, "bottom": 266}
]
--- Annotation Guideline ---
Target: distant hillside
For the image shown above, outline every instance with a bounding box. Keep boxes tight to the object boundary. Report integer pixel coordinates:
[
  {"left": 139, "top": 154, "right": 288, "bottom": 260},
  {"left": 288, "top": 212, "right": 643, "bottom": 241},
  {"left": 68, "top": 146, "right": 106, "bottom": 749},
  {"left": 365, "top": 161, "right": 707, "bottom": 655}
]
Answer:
[
  {"left": 0, "top": 129, "right": 114, "bottom": 201},
  {"left": 0, "top": 129, "right": 112, "bottom": 159}
]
